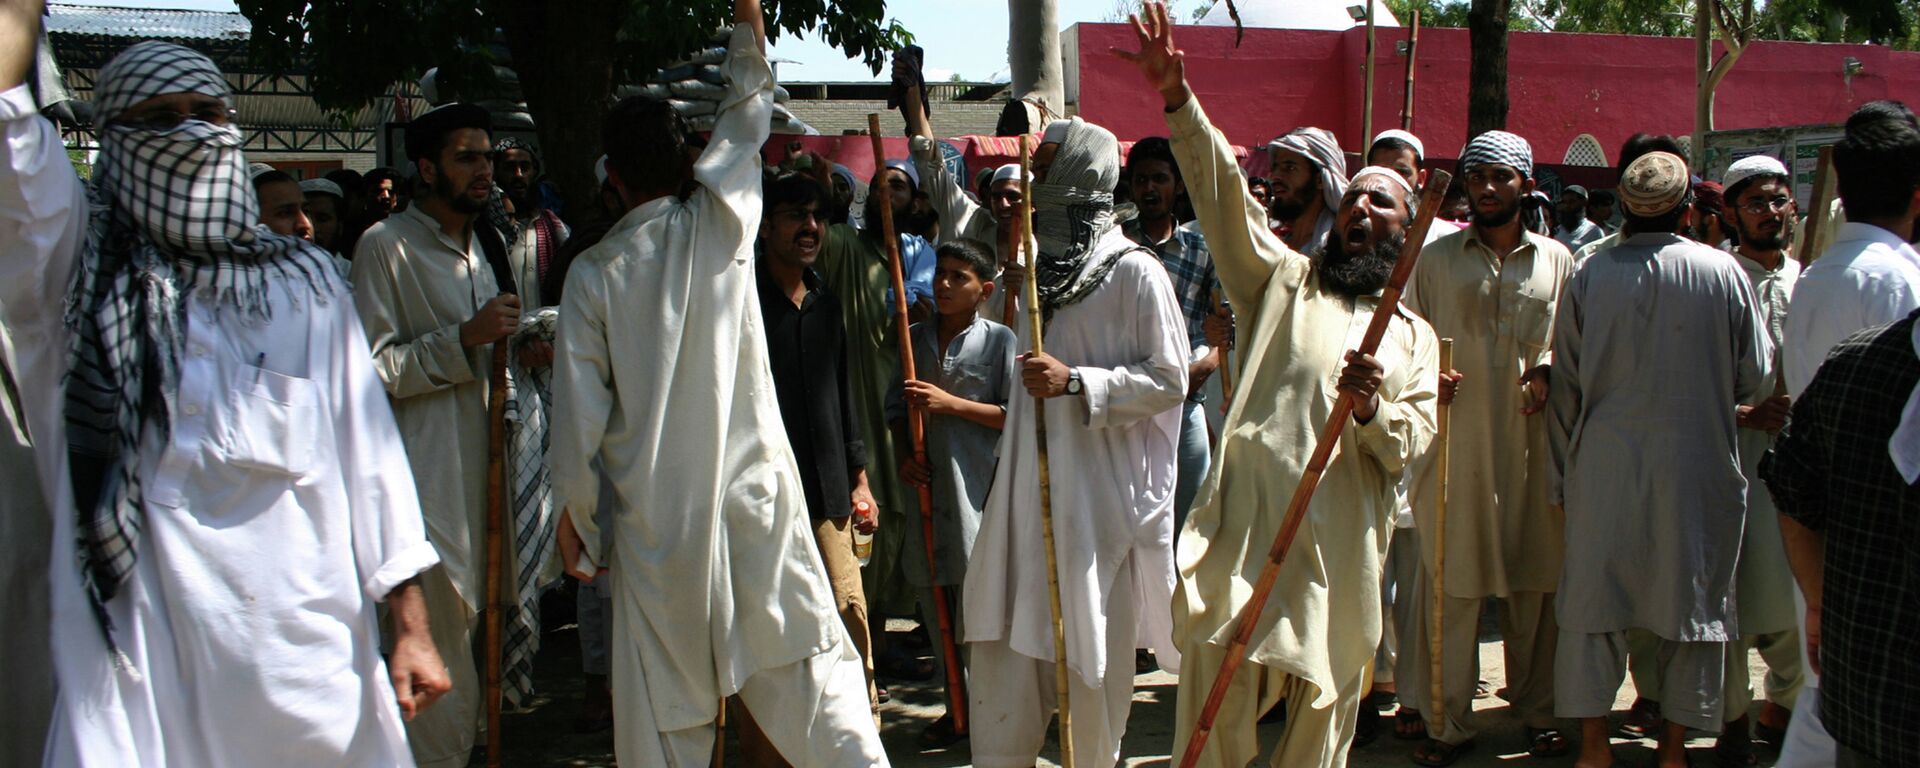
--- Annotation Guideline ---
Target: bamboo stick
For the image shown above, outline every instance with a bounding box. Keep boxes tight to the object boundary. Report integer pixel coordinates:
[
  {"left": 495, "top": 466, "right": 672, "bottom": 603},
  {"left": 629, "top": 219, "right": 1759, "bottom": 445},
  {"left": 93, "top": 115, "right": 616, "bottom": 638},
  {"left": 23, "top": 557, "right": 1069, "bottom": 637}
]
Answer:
[
  {"left": 484, "top": 341, "right": 508, "bottom": 768},
  {"left": 1427, "top": 338, "right": 1453, "bottom": 737},
  {"left": 1177, "top": 170, "right": 1452, "bottom": 768},
  {"left": 1003, "top": 211, "right": 1022, "bottom": 329},
  {"left": 1213, "top": 286, "right": 1232, "bottom": 417},
  {"left": 1021, "top": 134, "right": 1075, "bottom": 767},
  {"left": 1798, "top": 145, "right": 1837, "bottom": 266},
  {"left": 867, "top": 114, "right": 970, "bottom": 733}
]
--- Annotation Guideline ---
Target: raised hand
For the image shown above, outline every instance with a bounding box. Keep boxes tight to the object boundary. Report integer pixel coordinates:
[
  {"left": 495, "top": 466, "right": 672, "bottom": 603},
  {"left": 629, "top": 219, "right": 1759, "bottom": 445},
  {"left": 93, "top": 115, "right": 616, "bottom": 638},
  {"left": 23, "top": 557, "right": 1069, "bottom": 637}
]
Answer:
[{"left": 1110, "top": 1, "right": 1192, "bottom": 109}]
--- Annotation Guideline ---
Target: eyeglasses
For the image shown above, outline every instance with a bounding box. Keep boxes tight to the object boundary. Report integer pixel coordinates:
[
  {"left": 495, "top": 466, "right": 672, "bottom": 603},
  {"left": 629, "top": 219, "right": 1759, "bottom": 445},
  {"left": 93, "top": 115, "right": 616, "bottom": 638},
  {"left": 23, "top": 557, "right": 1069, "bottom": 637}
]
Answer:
[
  {"left": 110, "top": 106, "right": 237, "bottom": 132},
  {"left": 1740, "top": 196, "right": 1794, "bottom": 215}
]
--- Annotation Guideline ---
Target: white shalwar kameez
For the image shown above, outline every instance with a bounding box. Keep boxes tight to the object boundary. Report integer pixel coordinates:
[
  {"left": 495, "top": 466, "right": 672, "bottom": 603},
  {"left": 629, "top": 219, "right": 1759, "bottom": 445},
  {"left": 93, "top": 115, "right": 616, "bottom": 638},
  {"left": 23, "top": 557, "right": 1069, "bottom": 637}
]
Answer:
[
  {"left": 0, "top": 83, "right": 439, "bottom": 767},
  {"left": 548, "top": 27, "right": 885, "bottom": 768},
  {"left": 963, "top": 236, "right": 1189, "bottom": 768}
]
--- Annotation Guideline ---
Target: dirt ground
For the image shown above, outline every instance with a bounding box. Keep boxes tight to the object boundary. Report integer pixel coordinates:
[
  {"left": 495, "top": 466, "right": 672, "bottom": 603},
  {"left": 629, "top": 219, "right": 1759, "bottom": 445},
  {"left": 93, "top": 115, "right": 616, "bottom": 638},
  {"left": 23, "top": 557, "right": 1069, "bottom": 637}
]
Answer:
[{"left": 499, "top": 594, "right": 1787, "bottom": 767}]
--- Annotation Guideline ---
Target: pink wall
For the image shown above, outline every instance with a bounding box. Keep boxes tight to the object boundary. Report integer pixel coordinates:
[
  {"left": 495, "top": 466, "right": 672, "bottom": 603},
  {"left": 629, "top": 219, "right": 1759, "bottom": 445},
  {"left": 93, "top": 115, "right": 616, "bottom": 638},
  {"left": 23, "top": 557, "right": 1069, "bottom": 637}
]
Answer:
[{"left": 1073, "top": 22, "right": 1918, "bottom": 165}]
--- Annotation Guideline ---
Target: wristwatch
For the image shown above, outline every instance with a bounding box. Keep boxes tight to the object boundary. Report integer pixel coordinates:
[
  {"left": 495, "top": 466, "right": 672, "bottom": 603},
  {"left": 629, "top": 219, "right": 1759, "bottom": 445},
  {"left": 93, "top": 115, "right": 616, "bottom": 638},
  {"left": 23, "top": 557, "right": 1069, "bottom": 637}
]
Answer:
[{"left": 1065, "top": 368, "right": 1084, "bottom": 396}]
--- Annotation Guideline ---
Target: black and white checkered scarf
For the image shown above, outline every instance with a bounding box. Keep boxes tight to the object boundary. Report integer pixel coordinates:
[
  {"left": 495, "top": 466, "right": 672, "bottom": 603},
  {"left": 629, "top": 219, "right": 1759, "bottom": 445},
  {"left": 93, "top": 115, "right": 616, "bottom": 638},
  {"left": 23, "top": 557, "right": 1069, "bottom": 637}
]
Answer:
[{"left": 65, "top": 41, "right": 339, "bottom": 659}]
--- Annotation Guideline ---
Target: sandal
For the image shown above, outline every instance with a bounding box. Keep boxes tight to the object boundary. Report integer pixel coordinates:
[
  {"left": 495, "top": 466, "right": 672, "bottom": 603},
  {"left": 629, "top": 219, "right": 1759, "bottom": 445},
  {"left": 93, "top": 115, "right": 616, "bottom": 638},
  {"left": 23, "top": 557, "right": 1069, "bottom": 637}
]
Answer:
[
  {"left": 919, "top": 713, "right": 966, "bottom": 749},
  {"left": 1411, "top": 737, "right": 1476, "bottom": 768},
  {"left": 1619, "top": 697, "right": 1662, "bottom": 738},
  {"left": 1351, "top": 705, "right": 1380, "bottom": 750},
  {"left": 1394, "top": 709, "right": 1428, "bottom": 740},
  {"left": 1527, "top": 727, "right": 1570, "bottom": 758}
]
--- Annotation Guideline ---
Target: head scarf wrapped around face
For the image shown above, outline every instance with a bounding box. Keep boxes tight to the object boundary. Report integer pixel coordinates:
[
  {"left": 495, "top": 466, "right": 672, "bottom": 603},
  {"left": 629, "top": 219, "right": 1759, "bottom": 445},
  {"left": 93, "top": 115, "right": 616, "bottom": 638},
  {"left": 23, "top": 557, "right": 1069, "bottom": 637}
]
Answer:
[
  {"left": 1030, "top": 117, "right": 1141, "bottom": 316},
  {"left": 66, "top": 41, "right": 339, "bottom": 660},
  {"left": 1268, "top": 126, "right": 1348, "bottom": 214}
]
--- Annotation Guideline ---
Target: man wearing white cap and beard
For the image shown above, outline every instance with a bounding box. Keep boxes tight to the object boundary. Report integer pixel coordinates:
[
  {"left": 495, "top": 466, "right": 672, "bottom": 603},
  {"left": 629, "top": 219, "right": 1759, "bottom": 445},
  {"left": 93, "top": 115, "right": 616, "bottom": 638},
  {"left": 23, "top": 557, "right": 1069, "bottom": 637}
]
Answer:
[
  {"left": 1548, "top": 150, "right": 1766, "bottom": 768},
  {"left": 1710, "top": 153, "right": 1805, "bottom": 763},
  {"left": 1117, "top": 6, "right": 1440, "bottom": 764},
  {"left": 1396, "top": 129, "right": 1576, "bottom": 763},
  {"left": 894, "top": 53, "right": 1030, "bottom": 321}
]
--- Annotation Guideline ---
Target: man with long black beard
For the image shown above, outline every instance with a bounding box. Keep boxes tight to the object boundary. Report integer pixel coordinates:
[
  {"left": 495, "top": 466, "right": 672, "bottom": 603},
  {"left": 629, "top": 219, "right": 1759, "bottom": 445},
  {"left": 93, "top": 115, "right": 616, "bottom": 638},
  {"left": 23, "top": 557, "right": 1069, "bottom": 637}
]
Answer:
[
  {"left": 351, "top": 103, "right": 523, "bottom": 768},
  {"left": 1116, "top": 6, "right": 1439, "bottom": 764},
  {"left": 1396, "top": 130, "right": 1576, "bottom": 763}
]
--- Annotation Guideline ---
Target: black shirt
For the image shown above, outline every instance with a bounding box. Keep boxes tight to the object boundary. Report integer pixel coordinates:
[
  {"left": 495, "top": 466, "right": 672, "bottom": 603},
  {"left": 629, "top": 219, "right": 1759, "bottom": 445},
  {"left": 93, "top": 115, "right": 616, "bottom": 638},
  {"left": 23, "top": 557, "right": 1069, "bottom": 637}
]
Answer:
[
  {"left": 1761, "top": 310, "right": 1920, "bottom": 765},
  {"left": 757, "top": 258, "right": 867, "bottom": 520}
]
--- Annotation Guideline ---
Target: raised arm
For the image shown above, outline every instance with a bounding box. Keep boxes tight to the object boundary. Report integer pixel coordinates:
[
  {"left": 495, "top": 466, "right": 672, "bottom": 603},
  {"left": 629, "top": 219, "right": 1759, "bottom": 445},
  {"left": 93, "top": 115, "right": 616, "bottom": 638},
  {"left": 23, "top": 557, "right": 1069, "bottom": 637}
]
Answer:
[
  {"left": 1117, "top": 1, "right": 1297, "bottom": 313},
  {"left": 690, "top": 0, "right": 774, "bottom": 246}
]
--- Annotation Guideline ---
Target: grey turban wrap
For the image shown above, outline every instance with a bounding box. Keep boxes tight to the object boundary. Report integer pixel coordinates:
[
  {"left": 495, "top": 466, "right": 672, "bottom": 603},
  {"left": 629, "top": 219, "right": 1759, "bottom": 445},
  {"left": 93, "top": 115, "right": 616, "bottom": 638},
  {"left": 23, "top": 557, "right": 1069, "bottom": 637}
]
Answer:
[{"left": 1030, "top": 117, "right": 1146, "bottom": 316}]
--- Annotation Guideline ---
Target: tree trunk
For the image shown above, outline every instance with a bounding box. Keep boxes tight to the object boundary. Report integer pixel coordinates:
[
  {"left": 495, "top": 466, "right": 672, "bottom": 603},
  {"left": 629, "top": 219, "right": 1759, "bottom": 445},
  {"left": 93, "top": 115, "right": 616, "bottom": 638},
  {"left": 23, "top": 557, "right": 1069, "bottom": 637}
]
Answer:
[
  {"left": 494, "top": 0, "right": 622, "bottom": 224},
  {"left": 1008, "top": 0, "right": 1066, "bottom": 116},
  {"left": 1466, "top": 0, "right": 1510, "bottom": 139}
]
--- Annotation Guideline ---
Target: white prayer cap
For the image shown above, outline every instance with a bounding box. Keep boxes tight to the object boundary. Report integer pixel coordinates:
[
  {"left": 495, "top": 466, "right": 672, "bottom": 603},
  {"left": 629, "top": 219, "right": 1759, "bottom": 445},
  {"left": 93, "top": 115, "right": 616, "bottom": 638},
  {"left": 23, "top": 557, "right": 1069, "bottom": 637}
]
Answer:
[
  {"left": 299, "top": 178, "right": 344, "bottom": 198},
  {"left": 1350, "top": 165, "right": 1414, "bottom": 195},
  {"left": 594, "top": 155, "right": 609, "bottom": 186},
  {"left": 1041, "top": 119, "right": 1073, "bottom": 146},
  {"left": 247, "top": 162, "right": 278, "bottom": 181},
  {"left": 1370, "top": 128, "right": 1425, "bottom": 161},
  {"left": 1721, "top": 155, "right": 1790, "bottom": 195},
  {"left": 991, "top": 163, "right": 1029, "bottom": 185}
]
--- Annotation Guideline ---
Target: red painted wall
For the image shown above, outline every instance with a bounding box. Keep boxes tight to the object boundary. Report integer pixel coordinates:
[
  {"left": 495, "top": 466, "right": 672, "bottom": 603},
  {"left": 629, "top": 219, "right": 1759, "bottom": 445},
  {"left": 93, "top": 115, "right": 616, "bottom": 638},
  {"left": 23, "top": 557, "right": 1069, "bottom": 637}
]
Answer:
[{"left": 1072, "top": 22, "right": 1919, "bottom": 166}]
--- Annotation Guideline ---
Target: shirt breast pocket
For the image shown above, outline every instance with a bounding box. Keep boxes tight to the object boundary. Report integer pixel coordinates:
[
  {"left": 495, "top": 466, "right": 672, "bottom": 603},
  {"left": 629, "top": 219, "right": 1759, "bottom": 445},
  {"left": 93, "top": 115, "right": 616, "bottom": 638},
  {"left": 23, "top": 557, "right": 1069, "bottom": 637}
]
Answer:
[
  {"left": 947, "top": 362, "right": 997, "bottom": 401},
  {"left": 1512, "top": 293, "right": 1555, "bottom": 352},
  {"left": 219, "top": 365, "right": 322, "bottom": 477}
]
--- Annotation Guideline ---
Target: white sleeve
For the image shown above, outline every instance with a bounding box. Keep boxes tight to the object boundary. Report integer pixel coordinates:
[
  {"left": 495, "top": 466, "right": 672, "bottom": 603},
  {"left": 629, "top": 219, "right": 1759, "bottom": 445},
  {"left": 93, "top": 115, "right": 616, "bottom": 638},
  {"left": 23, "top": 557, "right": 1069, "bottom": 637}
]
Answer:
[
  {"left": 327, "top": 295, "right": 440, "bottom": 601},
  {"left": 690, "top": 25, "right": 775, "bottom": 265},
  {"left": 550, "top": 265, "right": 615, "bottom": 569},
  {"left": 1078, "top": 255, "right": 1189, "bottom": 429}
]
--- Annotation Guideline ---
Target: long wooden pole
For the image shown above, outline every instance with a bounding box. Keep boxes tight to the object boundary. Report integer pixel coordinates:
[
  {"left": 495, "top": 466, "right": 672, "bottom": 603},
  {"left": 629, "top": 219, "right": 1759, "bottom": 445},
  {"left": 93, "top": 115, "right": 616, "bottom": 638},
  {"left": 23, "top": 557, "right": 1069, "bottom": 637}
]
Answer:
[
  {"left": 483, "top": 341, "right": 509, "bottom": 768},
  {"left": 1798, "top": 145, "right": 1837, "bottom": 266},
  {"left": 1177, "top": 170, "right": 1452, "bottom": 768},
  {"left": 1402, "top": 10, "right": 1420, "bottom": 131},
  {"left": 1021, "top": 134, "right": 1076, "bottom": 767},
  {"left": 867, "top": 114, "right": 971, "bottom": 733},
  {"left": 1002, "top": 210, "right": 1022, "bottom": 328},
  {"left": 1426, "top": 338, "right": 1453, "bottom": 737},
  {"left": 1362, "top": 0, "right": 1376, "bottom": 150}
]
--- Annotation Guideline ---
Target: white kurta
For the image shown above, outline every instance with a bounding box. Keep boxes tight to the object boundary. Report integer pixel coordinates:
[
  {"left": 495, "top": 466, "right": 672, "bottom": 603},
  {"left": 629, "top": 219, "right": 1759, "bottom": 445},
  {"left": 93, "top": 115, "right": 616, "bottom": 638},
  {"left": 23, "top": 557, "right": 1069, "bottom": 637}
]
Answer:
[
  {"left": 1731, "top": 250, "right": 1800, "bottom": 635},
  {"left": 1166, "top": 95, "right": 1439, "bottom": 708},
  {"left": 1547, "top": 233, "right": 1765, "bottom": 641},
  {"left": 350, "top": 205, "right": 497, "bottom": 610},
  {"left": 1782, "top": 222, "right": 1920, "bottom": 396},
  {"left": 0, "top": 83, "right": 438, "bottom": 767},
  {"left": 548, "top": 25, "right": 847, "bottom": 753},
  {"left": 963, "top": 235, "right": 1189, "bottom": 687}
]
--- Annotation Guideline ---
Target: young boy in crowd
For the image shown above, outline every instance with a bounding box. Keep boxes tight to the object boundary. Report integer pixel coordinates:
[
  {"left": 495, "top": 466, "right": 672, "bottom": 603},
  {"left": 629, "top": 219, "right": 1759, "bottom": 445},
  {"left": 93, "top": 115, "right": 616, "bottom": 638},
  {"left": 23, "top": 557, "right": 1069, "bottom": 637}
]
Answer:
[{"left": 890, "top": 238, "right": 1017, "bottom": 747}]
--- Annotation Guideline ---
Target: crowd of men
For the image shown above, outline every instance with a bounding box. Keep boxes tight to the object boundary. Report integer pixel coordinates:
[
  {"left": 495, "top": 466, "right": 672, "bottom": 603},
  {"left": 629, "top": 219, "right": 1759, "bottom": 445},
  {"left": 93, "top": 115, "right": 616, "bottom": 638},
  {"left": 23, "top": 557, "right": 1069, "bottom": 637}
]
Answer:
[{"left": 1, "top": 0, "right": 1917, "bottom": 766}]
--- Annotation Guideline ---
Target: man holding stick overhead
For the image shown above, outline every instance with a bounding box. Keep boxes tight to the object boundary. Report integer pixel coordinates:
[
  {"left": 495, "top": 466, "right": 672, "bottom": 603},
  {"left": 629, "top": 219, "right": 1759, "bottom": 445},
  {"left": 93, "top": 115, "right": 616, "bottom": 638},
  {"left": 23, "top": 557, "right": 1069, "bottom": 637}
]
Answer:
[
  {"left": 549, "top": 0, "right": 887, "bottom": 764},
  {"left": 961, "top": 115, "right": 1188, "bottom": 766},
  {"left": 1116, "top": 5, "right": 1440, "bottom": 766}
]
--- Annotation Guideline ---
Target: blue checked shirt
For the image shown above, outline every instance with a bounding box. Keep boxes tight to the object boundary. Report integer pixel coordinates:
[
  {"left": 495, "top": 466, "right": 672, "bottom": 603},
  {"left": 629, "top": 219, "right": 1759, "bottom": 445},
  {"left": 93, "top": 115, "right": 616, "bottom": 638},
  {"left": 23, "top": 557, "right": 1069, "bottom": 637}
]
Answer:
[{"left": 1124, "top": 218, "right": 1220, "bottom": 402}]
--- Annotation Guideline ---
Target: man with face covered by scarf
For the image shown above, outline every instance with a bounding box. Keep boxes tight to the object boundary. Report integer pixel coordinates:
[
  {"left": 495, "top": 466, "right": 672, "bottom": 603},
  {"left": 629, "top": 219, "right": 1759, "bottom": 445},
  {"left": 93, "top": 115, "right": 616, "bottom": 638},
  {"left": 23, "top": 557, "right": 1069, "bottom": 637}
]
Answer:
[
  {"left": 1117, "top": 6, "right": 1440, "bottom": 764},
  {"left": 0, "top": 6, "right": 451, "bottom": 764},
  {"left": 960, "top": 114, "right": 1188, "bottom": 768},
  {"left": 1394, "top": 129, "right": 1575, "bottom": 762}
]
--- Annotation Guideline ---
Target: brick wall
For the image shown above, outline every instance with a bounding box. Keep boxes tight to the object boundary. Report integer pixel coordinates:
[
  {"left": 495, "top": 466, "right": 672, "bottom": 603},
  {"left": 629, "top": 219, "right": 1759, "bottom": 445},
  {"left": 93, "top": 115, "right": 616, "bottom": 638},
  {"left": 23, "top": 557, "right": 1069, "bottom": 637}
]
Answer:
[{"left": 784, "top": 98, "right": 1008, "bottom": 137}]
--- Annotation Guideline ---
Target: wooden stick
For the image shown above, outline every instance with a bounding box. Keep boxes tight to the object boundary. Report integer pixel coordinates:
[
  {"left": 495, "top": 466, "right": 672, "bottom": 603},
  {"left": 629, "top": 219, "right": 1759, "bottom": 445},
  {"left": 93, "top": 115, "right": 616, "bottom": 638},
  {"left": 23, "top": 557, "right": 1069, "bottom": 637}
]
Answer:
[
  {"left": 1213, "top": 286, "right": 1232, "bottom": 418},
  {"left": 1798, "top": 145, "right": 1837, "bottom": 266},
  {"left": 1021, "top": 134, "right": 1075, "bottom": 768},
  {"left": 1177, "top": 170, "right": 1452, "bottom": 768},
  {"left": 1427, "top": 337, "right": 1453, "bottom": 737},
  {"left": 713, "top": 698, "right": 726, "bottom": 766},
  {"left": 867, "top": 114, "right": 970, "bottom": 733},
  {"left": 1002, "top": 212, "right": 1022, "bottom": 329},
  {"left": 1402, "top": 9, "right": 1419, "bottom": 131},
  {"left": 484, "top": 341, "right": 509, "bottom": 768}
]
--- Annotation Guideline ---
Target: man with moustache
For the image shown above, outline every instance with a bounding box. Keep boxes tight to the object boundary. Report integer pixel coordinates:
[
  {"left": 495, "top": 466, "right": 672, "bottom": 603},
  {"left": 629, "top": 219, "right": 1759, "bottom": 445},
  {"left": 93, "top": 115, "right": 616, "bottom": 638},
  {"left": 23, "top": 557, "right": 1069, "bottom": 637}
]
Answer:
[
  {"left": 351, "top": 102, "right": 523, "bottom": 768},
  {"left": 492, "top": 138, "right": 569, "bottom": 311},
  {"left": 1116, "top": 5, "right": 1440, "bottom": 764},
  {"left": 1554, "top": 185, "right": 1606, "bottom": 252},
  {"left": 1266, "top": 125, "right": 1348, "bottom": 253},
  {"left": 1123, "top": 136, "right": 1222, "bottom": 526},
  {"left": 1709, "top": 153, "right": 1804, "bottom": 764},
  {"left": 1396, "top": 130, "right": 1576, "bottom": 763}
]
